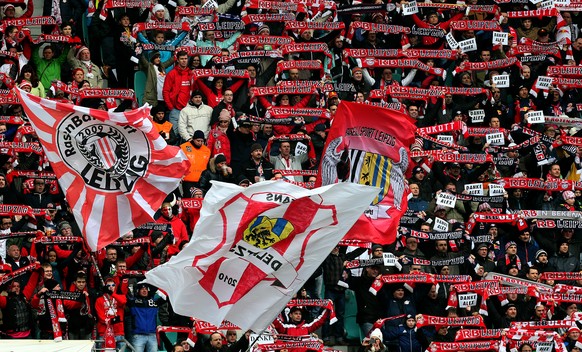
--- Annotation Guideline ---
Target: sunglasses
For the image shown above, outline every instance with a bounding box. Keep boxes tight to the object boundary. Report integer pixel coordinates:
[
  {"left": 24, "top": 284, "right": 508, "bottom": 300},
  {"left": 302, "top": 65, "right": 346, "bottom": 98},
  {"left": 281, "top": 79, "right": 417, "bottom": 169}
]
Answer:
[{"left": 106, "top": 283, "right": 116, "bottom": 287}]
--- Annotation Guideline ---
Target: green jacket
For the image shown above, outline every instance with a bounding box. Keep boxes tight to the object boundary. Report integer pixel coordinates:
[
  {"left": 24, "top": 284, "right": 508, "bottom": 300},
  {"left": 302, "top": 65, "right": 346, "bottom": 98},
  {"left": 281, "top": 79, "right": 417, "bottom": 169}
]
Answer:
[{"left": 31, "top": 45, "right": 69, "bottom": 93}]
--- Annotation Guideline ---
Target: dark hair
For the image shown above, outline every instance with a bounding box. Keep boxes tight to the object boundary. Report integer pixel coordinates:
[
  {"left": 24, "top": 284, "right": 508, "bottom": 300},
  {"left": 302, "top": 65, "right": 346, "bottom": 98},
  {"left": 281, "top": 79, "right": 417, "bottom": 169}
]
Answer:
[
  {"left": 20, "top": 64, "right": 40, "bottom": 88},
  {"left": 176, "top": 50, "right": 188, "bottom": 59}
]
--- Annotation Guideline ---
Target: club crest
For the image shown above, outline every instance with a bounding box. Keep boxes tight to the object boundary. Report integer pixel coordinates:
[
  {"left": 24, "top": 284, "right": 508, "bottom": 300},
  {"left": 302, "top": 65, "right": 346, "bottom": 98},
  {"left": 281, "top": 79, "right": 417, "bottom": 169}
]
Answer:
[
  {"left": 56, "top": 113, "right": 151, "bottom": 193},
  {"left": 243, "top": 215, "right": 294, "bottom": 249}
]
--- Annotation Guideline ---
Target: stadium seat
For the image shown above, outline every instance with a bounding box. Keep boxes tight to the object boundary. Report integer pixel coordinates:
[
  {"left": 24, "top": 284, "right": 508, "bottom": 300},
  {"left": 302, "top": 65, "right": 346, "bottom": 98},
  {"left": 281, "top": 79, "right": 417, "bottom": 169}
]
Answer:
[{"left": 134, "top": 70, "right": 147, "bottom": 107}]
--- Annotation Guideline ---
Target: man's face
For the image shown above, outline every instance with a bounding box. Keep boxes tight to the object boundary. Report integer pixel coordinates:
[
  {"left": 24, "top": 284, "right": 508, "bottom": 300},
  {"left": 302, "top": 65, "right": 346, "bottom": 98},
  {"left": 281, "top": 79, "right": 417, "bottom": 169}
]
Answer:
[
  {"left": 178, "top": 55, "right": 188, "bottom": 68},
  {"left": 477, "top": 247, "right": 488, "bottom": 258},
  {"left": 574, "top": 38, "right": 582, "bottom": 51},
  {"left": 263, "top": 124, "right": 273, "bottom": 135},
  {"left": 518, "top": 231, "right": 530, "bottom": 243},
  {"left": 527, "top": 269, "right": 539, "bottom": 282},
  {"left": 522, "top": 67, "right": 531, "bottom": 78},
  {"left": 10, "top": 281, "right": 21, "bottom": 294},
  {"left": 1, "top": 217, "right": 12, "bottom": 230},
  {"left": 550, "top": 165, "right": 561, "bottom": 177},
  {"left": 43, "top": 266, "right": 53, "bottom": 279},
  {"left": 34, "top": 180, "right": 46, "bottom": 192},
  {"left": 191, "top": 95, "right": 203, "bottom": 105},
  {"left": 116, "top": 262, "right": 127, "bottom": 272},
  {"left": 449, "top": 165, "right": 461, "bottom": 176},
  {"left": 506, "top": 244, "right": 517, "bottom": 255},
  {"left": 106, "top": 249, "right": 117, "bottom": 261},
  {"left": 523, "top": 19, "right": 532, "bottom": 29},
  {"left": 290, "top": 310, "right": 302, "bottom": 322},
  {"left": 161, "top": 205, "right": 173, "bottom": 219},
  {"left": 61, "top": 226, "right": 72, "bottom": 236},
  {"left": 372, "top": 247, "right": 383, "bottom": 258},
  {"left": 410, "top": 265, "right": 422, "bottom": 273},
  {"left": 436, "top": 241, "right": 448, "bottom": 253},
  {"left": 428, "top": 14, "right": 439, "bottom": 24},
  {"left": 382, "top": 69, "right": 393, "bottom": 81},
  {"left": 74, "top": 278, "right": 86, "bottom": 291},
  {"left": 506, "top": 307, "right": 517, "bottom": 318},
  {"left": 8, "top": 245, "right": 19, "bottom": 259},
  {"left": 410, "top": 184, "right": 419, "bottom": 196},
  {"left": 366, "top": 266, "right": 379, "bottom": 278},
  {"left": 289, "top": 70, "right": 299, "bottom": 80},
  {"left": 480, "top": 51, "right": 491, "bottom": 62},
  {"left": 489, "top": 118, "right": 500, "bottom": 128},
  {"left": 210, "top": 334, "right": 222, "bottom": 349},
  {"left": 393, "top": 288, "right": 405, "bottom": 299},
  {"left": 192, "top": 138, "right": 204, "bottom": 148},
  {"left": 537, "top": 253, "right": 548, "bottom": 264},
  {"left": 406, "top": 238, "right": 418, "bottom": 251},
  {"left": 408, "top": 106, "right": 419, "bottom": 119},
  {"left": 139, "top": 286, "right": 149, "bottom": 297},
  {"left": 280, "top": 142, "right": 291, "bottom": 157},
  {"left": 251, "top": 148, "right": 262, "bottom": 160}
]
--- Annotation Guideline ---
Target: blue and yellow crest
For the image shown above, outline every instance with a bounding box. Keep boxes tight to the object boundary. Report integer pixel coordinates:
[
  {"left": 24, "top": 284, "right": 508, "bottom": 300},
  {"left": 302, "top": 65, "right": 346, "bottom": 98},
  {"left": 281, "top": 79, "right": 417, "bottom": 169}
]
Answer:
[
  {"left": 352, "top": 151, "right": 393, "bottom": 205},
  {"left": 243, "top": 215, "right": 295, "bottom": 249}
]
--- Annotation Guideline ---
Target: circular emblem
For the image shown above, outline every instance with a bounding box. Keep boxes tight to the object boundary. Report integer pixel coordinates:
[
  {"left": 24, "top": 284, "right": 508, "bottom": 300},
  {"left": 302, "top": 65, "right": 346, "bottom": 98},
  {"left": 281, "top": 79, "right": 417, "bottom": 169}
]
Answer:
[{"left": 56, "top": 113, "right": 150, "bottom": 193}]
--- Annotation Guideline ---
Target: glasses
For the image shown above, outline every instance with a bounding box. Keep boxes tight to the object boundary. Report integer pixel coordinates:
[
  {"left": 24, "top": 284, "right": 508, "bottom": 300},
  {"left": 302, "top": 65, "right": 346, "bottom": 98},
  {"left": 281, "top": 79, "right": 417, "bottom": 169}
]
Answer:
[{"left": 106, "top": 283, "right": 116, "bottom": 287}]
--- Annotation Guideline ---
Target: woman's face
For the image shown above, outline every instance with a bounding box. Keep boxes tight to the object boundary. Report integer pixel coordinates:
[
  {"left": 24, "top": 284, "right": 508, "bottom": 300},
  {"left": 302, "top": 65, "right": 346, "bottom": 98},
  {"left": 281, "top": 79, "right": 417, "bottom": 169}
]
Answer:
[
  {"left": 74, "top": 71, "right": 84, "bottom": 82},
  {"left": 215, "top": 79, "right": 224, "bottom": 88},
  {"left": 279, "top": 95, "right": 290, "bottom": 106},
  {"left": 23, "top": 71, "right": 32, "bottom": 79}
]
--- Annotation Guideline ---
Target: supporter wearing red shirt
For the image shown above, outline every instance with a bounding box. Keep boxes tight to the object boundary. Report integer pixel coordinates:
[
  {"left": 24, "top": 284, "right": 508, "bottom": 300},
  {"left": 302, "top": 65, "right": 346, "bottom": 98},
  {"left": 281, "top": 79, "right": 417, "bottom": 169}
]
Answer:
[
  {"left": 155, "top": 202, "right": 189, "bottom": 257},
  {"left": 163, "top": 51, "right": 194, "bottom": 136}
]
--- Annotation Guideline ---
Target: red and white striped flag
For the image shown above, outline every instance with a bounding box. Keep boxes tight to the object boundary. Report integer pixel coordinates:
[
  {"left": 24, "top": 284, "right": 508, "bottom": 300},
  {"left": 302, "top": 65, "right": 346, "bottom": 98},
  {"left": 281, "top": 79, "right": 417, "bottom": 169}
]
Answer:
[{"left": 15, "top": 89, "right": 190, "bottom": 251}]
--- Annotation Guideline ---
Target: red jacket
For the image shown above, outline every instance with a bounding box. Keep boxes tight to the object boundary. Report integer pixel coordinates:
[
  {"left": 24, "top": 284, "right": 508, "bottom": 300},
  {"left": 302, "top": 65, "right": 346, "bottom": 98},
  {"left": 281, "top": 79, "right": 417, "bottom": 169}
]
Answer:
[
  {"left": 272, "top": 310, "right": 329, "bottom": 335},
  {"left": 155, "top": 215, "right": 189, "bottom": 256},
  {"left": 162, "top": 65, "right": 193, "bottom": 111},
  {"left": 95, "top": 291, "right": 127, "bottom": 336}
]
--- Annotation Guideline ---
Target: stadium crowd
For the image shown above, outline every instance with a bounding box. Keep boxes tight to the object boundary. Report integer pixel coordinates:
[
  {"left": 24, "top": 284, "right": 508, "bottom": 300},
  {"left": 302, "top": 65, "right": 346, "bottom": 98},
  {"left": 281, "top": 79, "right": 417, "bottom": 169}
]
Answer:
[{"left": 1, "top": 0, "right": 582, "bottom": 351}]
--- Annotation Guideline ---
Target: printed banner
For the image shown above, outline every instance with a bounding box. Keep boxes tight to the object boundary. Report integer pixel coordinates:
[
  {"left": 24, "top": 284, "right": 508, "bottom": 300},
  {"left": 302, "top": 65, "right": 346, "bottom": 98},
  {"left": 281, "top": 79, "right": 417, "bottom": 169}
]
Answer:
[
  {"left": 317, "top": 102, "right": 416, "bottom": 245},
  {"left": 145, "top": 181, "right": 377, "bottom": 331},
  {"left": 15, "top": 89, "right": 189, "bottom": 251}
]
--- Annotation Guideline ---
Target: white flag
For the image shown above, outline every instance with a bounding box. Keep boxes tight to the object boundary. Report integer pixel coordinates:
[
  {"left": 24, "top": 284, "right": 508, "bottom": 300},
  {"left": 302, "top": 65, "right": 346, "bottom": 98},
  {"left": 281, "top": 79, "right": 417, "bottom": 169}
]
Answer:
[{"left": 145, "top": 181, "right": 377, "bottom": 331}]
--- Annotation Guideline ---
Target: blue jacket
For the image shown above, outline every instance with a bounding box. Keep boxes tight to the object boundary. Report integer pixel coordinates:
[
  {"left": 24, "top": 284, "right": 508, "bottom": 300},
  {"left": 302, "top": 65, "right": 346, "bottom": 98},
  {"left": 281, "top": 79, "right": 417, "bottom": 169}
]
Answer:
[
  {"left": 138, "top": 31, "right": 188, "bottom": 72},
  {"left": 382, "top": 325, "right": 423, "bottom": 352},
  {"left": 128, "top": 293, "right": 162, "bottom": 334},
  {"left": 408, "top": 197, "right": 429, "bottom": 213}
]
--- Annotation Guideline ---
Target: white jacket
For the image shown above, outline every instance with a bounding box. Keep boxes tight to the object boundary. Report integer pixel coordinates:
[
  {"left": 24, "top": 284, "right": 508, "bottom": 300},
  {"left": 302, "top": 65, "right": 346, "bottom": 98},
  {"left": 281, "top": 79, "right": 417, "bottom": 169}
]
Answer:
[{"left": 178, "top": 102, "right": 213, "bottom": 141}]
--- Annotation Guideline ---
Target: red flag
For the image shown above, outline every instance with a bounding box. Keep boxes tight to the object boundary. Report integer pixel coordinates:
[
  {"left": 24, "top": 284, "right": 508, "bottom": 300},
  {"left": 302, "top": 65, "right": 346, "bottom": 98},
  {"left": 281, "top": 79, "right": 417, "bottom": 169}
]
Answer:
[
  {"left": 15, "top": 89, "right": 190, "bottom": 251},
  {"left": 317, "top": 102, "right": 416, "bottom": 244}
]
